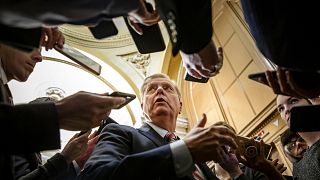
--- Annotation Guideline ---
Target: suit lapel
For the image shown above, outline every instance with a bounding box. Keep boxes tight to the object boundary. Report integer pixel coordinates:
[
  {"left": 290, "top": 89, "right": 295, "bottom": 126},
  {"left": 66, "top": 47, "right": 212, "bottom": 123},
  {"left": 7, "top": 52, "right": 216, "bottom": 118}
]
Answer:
[{"left": 138, "top": 123, "right": 167, "bottom": 147}]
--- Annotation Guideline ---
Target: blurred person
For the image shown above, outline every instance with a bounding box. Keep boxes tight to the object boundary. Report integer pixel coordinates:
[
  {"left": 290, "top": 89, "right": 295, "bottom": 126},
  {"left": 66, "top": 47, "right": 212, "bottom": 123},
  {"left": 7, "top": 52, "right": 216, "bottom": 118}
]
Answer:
[
  {"left": 79, "top": 73, "right": 238, "bottom": 180},
  {"left": 276, "top": 95, "right": 320, "bottom": 179},
  {"left": 0, "top": 29, "right": 125, "bottom": 179},
  {"left": 280, "top": 129, "right": 308, "bottom": 164},
  {"left": 213, "top": 121, "right": 285, "bottom": 180}
]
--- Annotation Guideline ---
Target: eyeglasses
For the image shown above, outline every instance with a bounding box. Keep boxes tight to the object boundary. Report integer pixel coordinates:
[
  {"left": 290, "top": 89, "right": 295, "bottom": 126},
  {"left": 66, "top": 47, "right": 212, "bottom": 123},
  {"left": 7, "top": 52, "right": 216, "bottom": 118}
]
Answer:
[{"left": 284, "top": 136, "right": 304, "bottom": 154}]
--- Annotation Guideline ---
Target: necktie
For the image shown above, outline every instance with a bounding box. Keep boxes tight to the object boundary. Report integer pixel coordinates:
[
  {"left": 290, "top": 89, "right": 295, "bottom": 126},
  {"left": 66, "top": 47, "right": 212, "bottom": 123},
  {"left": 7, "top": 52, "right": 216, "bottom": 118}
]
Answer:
[
  {"left": 164, "top": 132, "right": 205, "bottom": 180},
  {"left": 164, "top": 132, "right": 178, "bottom": 143}
]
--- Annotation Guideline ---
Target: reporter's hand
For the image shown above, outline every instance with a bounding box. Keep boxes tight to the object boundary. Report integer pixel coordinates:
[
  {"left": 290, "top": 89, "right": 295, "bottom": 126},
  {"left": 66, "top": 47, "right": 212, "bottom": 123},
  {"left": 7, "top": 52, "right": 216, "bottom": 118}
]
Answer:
[
  {"left": 127, "top": 0, "right": 160, "bottom": 35},
  {"left": 74, "top": 130, "right": 100, "bottom": 169},
  {"left": 61, "top": 130, "right": 91, "bottom": 164},
  {"left": 181, "top": 41, "right": 223, "bottom": 79},
  {"left": 236, "top": 141, "right": 286, "bottom": 180},
  {"left": 265, "top": 67, "right": 320, "bottom": 98},
  {"left": 218, "top": 150, "right": 243, "bottom": 178},
  {"left": 40, "top": 27, "right": 65, "bottom": 50},
  {"left": 56, "top": 91, "right": 126, "bottom": 131},
  {"left": 183, "top": 114, "right": 237, "bottom": 164}
]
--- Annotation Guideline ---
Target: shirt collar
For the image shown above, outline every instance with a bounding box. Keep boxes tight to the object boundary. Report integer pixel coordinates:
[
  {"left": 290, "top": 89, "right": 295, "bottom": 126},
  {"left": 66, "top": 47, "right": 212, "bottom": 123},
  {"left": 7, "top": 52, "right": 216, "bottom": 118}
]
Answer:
[
  {"left": 0, "top": 58, "right": 8, "bottom": 84},
  {"left": 145, "top": 121, "right": 169, "bottom": 138}
]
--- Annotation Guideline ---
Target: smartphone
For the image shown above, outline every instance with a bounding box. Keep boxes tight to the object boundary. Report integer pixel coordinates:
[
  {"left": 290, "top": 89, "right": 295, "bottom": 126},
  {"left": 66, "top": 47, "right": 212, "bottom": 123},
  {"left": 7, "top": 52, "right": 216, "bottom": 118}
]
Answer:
[
  {"left": 97, "top": 117, "right": 118, "bottom": 134},
  {"left": 290, "top": 105, "right": 320, "bottom": 132},
  {"left": 88, "top": 20, "right": 118, "bottom": 39},
  {"left": 236, "top": 136, "right": 272, "bottom": 159},
  {"left": 248, "top": 71, "right": 271, "bottom": 87},
  {"left": 109, "top": 91, "right": 136, "bottom": 109},
  {"left": 124, "top": 2, "right": 165, "bottom": 54},
  {"left": 54, "top": 44, "right": 102, "bottom": 75},
  {"left": 184, "top": 72, "right": 209, "bottom": 83}
]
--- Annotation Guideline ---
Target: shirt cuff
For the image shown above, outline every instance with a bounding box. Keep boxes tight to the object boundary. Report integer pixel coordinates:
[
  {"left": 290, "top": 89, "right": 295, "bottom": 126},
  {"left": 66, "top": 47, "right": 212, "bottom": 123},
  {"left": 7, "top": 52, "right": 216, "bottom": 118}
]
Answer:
[
  {"left": 72, "top": 160, "right": 81, "bottom": 175},
  {"left": 170, "top": 140, "right": 194, "bottom": 177}
]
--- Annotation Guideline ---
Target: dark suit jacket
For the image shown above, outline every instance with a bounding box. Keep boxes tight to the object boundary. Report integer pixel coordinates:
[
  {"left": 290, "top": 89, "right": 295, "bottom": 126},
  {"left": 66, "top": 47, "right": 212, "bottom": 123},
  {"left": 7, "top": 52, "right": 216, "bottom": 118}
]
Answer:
[
  {"left": 79, "top": 123, "right": 218, "bottom": 180},
  {"left": 241, "top": 0, "right": 320, "bottom": 71},
  {"left": 0, "top": 80, "right": 61, "bottom": 179},
  {"left": 156, "top": 0, "right": 213, "bottom": 56},
  {"left": 0, "top": 0, "right": 140, "bottom": 28}
]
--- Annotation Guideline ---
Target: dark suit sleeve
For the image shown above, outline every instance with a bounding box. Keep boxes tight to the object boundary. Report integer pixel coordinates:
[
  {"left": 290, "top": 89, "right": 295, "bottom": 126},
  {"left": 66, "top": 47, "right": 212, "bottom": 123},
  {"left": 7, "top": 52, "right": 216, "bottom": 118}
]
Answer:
[
  {"left": 0, "top": 102, "right": 61, "bottom": 153},
  {"left": 18, "top": 153, "right": 72, "bottom": 180},
  {"left": 78, "top": 123, "right": 176, "bottom": 180},
  {"left": 0, "top": 0, "right": 140, "bottom": 28}
]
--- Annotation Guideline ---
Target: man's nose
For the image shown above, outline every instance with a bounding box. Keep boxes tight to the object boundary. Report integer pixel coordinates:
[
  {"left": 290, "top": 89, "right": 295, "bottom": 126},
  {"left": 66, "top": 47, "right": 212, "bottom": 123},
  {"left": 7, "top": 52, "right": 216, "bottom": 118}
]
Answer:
[
  {"left": 156, "top": 86, "right": 164, "bottom": 94},
  {"left": 32, "top": 48, "right": 43, "bottom": 62}
]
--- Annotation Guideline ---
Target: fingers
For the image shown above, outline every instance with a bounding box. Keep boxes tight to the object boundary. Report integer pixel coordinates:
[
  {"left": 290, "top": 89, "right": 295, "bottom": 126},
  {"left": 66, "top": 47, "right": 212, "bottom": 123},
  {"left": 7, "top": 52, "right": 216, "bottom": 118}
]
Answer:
[
  {"left": 41, "top": 27, "right": 65, "bottom": 50},
  {"left": 265, "top": 70, "right": 281, "bottom": 94},
  {"left": 88, "top": 130, "right": 98, "bottom": 139},
  {"left": 128, "top": 17, "right": 143, "bottom": 35},
  {"left": 195, "top": 113, "right": 207, "bottom": 128}
]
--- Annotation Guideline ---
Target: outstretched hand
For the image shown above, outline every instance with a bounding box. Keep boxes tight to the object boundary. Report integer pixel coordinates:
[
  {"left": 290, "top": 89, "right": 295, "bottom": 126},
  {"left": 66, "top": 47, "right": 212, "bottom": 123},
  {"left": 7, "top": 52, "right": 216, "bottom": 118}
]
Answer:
[
  {"left": 265, "top": 67, "right": 320, "bottom": 98},
  {"left": 181, "top": 41, "right": 223, "bottom": 79},
  {"left": 183, "top": 114, "right": 237, "bottom": 164},
  {"left": 127, "top": 0, "right": 160, "bottom": 35}
]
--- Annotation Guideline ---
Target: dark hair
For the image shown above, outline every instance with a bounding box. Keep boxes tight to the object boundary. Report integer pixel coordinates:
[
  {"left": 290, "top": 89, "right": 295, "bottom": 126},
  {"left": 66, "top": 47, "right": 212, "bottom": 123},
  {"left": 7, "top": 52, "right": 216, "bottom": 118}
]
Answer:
[{"left": 280, "top": 128, "right": 298, "bottom": 147}]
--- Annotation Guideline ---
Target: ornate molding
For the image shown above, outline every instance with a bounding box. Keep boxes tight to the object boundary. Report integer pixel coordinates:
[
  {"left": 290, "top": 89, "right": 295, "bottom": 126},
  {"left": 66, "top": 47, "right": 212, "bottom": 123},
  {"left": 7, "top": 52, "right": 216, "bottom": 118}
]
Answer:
[
  {"left": 119, "top": 52, "right": 150, "bottom": 76},
  {"left": 45, "top": 87, "right": 66, "bottom": 101},
  {"left": 59, "top": 26, "right": 134, "bottom": 49}
]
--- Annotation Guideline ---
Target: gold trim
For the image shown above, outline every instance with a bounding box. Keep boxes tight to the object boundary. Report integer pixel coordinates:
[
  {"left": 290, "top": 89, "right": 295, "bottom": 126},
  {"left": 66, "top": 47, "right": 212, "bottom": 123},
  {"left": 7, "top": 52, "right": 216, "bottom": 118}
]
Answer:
[{"left": 43, "top": 56, "right": 137, "bottom": 124}]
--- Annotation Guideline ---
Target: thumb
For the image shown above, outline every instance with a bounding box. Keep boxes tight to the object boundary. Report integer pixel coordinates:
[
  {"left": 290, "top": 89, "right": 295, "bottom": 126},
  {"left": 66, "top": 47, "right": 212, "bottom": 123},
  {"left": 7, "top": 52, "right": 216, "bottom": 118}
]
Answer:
[{"left": 195, "top": 113, "right": 207, "bottom": 128}]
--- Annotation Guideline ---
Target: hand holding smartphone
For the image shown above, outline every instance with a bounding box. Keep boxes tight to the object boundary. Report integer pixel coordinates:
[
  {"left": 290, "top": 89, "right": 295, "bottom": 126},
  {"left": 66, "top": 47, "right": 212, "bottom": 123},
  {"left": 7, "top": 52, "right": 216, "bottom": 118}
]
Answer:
[{"left": 109, "top": 91, "right": 136, "bottom": 109}]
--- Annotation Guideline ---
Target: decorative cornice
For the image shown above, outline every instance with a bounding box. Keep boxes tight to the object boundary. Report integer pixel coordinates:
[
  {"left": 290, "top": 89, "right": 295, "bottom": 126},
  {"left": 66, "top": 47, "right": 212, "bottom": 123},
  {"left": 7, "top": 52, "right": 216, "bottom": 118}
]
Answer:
[
  {"left": 59, "top": 26, "right": 134, "bottom": 49},
  {"left": 119, "top": 52, "right": 150, "bottom": 77}
]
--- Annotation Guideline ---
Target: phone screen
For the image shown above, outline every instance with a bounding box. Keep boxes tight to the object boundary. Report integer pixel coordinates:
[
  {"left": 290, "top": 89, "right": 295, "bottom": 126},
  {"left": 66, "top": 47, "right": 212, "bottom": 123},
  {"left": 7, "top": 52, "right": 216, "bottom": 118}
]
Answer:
[
  {"left": 290, "top": 105, "right": 320, "bottom": 132},
  {"left": 109, "top": 91, "right": 136, "bottom": 109},
  {"left": 54, "top": 44, "right": 102, "bottom": 75}
]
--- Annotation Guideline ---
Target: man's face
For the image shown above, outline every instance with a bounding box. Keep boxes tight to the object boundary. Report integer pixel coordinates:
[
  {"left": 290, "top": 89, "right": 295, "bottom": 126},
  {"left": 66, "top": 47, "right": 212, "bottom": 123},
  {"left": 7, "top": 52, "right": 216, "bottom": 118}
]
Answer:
[
  {"left": 142, "top": 78, "right": 181, "bottom": 123},
  {"left": 284, "top": 135, "right": 308, "bottom": 159},
  {"left": 276, "top": 95, "right": 310, "bottom": 127},
  {"left": 2, "top": 45, "right": 42, "bottom": 82}
]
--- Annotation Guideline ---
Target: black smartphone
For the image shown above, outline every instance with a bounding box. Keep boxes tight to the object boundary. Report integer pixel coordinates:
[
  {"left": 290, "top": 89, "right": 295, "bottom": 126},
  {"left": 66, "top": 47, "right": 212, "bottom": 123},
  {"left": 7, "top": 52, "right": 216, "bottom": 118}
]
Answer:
[
  {"left": 184, "top": 72, "right": 209, "bottom": 83},
  {"left": 248, "top": 71, "right": 271, "bottom": 87},
  {"left": 54, "top": 44, "right": 102, "bottom": 75},
  {"left": 290, "top": 105, "right": 320, "bottom": 132},
  {"left": 88, "top": 20, "right": 118, "bottom": 39},
  {"left": 124, "top": 2, "right": 165, "bottom": 54},
  {"left": 109, "top": 91, "right": 136, "bottom": 109}
]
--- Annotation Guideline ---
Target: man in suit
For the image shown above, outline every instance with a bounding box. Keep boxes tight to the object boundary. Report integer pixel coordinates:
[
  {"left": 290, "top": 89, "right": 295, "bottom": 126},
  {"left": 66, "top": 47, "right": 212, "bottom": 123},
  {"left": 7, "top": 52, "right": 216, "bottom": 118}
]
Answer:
[
  {"left": 0, "top": 28, "right": 126, "bottom": 179},
  {"left": 79, "top": 73, "right": 238, "bottom": 180}
]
